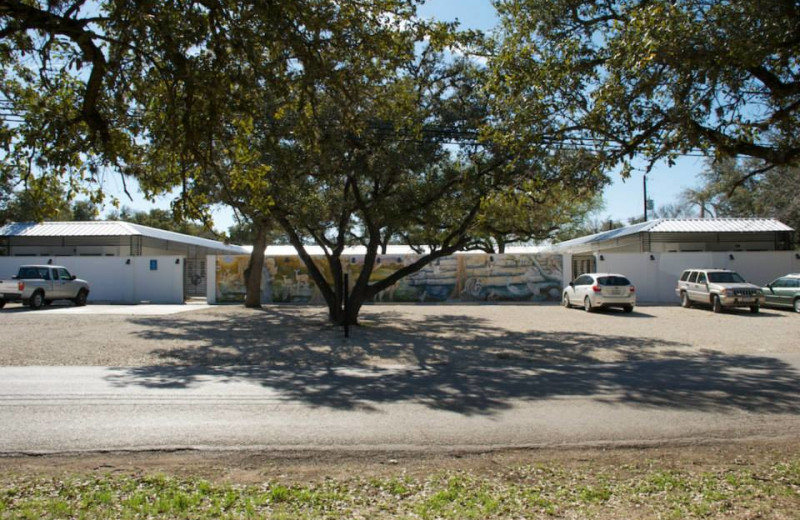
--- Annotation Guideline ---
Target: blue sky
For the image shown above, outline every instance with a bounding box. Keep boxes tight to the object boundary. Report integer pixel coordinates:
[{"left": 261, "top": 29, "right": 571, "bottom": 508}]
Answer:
[{"left": 102, "top": 0, "right": 706, "bottom": 231}]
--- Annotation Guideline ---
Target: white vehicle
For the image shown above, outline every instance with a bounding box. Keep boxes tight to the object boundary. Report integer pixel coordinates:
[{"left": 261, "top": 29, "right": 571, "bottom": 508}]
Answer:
[
  {"left": 563, "top": 273, "right": 636, "bottom": 313},
  {"left": 0, "top": 265, "right": 90, "bottom": 310}
]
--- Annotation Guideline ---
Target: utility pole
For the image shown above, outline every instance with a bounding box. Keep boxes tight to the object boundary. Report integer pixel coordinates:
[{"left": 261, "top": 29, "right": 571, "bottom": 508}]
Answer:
[{"left": 643, "top": 173, "right": 648, "bottom": 221}]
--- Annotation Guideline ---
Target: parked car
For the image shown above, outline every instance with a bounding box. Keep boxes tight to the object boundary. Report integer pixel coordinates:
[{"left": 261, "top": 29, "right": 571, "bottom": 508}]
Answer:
[
  {"left": 563, "top": 273, "right": 636, "bottom": 312},
  {"left": 675, "top": 268, "right": 764, "bottom": 313},
  {"left": 761, "top": 273, "right": 800, "bottom": 313},
  {"left": 0, "top": 265, "right": 90, "bottom": 310}
]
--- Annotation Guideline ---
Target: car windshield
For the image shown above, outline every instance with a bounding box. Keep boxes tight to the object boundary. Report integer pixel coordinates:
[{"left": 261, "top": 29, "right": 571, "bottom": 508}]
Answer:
[
  {"left": 597, "top": 276, "right": 631, "bottom": 286},
  {"left": 707, "top": 272, "right": 746, "bottom": 283}
]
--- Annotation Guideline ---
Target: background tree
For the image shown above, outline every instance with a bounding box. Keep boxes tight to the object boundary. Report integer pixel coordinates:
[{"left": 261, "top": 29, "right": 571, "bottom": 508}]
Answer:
[
  {"left": 0, "top": 185, "right": 99, "bottom": 225},
  {"left": 106, "top": 207, "right": 218, "bottom": 239},
  {"left": 684, "top": 158, "right": 800, "bottom": 245},
  {"left": 490, "top": 0, "right": 800, "bottom": 182}
]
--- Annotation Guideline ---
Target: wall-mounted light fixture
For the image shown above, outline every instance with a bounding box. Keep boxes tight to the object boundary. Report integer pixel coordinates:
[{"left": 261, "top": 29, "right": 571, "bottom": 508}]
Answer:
[
  {"left": 599, "top": 255, "right": 605, "bottom": 261},
  {"left": 796, "top": 253, "right": 800, "bottom": 260},
  {"left": 175, "top": 258, "right": 180, "bottom": 265},
  {"left": 125, "top": 259, "right": 131, "bottom": 265},
  {"left": 649, "top": 254, "right": 655, "bottom": 261},
  {"left": 729, "top": 254, "right": 735, "bottom": 260},
  {"left": 47, "top": 258, "right": 53, "bottom": 265}
]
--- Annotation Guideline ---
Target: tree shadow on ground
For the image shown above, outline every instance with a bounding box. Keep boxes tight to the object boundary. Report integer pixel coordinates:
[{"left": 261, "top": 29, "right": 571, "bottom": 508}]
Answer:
[{"left": 107, "top": 307, "right": 800, "bottom": 416}]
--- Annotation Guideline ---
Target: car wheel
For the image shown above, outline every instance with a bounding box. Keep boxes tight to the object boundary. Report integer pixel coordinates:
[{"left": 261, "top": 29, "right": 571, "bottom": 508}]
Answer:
[
  {"left": 712, "top": 295, "right": 723, "bottom": 313},
  {"left": 0, "top": 299, "right": 5, "bottom": 309},
  {"left": 44, "top": 299, "right": 53, "bottom": 307},
  {"left": 29, "top": 291, "right": 44, "bottom": 310},
  {"left": 681, "top": 292, "right": 692, "bottom": 308},
  {"left": 562, "top": 294, "right": 570, "bottom": 308},
  {"left": 793, "top": 298, "right": 800, "bottom": 313},
  {"left": 73, "top": 289, "right": 88, "bottom": 307},
  {"left": 584, "top": 296, "right": 594, "bottom": 312},
  {"left": 623, "top": 305, "right": 634, "bottom": 313},
  {"left": 749, "top": 305, "right": 759, "bottom": 314}
]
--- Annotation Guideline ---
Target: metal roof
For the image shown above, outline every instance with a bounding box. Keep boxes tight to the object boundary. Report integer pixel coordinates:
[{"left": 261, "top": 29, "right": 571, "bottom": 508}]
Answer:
[
  {"left": 241, "top": 244, "right": 546, "bottom": 256},
  {"left": 552, "top": 218, "right": 793, "bottom": 251},
  {"left": 0, "top": 221, "right": 248, "bottom": 254},
  {"left": 647, "top": 218, "right": 793, "bottom": 233},
  {"left": 551, "top": 220, "right": 656, "bottom": 250}
]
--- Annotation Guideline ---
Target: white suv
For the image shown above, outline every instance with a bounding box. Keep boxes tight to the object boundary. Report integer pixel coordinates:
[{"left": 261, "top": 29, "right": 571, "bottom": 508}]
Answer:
[
  {"left": 675, "top": 269, "right": 764, "bottom": 313},
  {"left": 563, "top": 273, "right": 636, "bottom": 313}
]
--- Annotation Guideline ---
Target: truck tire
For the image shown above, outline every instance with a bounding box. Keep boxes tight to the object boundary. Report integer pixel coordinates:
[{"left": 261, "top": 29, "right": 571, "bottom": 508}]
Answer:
[
  {"left": 73, "top": 289, "right": 88, "bottom": 307},
  {"left": 749, "top": 305, "right": 759, "bottom": 313},
  {"left": 793, "top": 298, "right": 800, "bottom": 314},
  {"left": 712, "top": 295, "right": 723, "bottom": 313},
  {"left": 29, "top": 291, "right": 44, "bottom": 310},
  {"left": 681, "top": 292, "right": 692, "bottom": 308},
  {"left": 0, "top": 299, "right": 5, "bottom": 309}
]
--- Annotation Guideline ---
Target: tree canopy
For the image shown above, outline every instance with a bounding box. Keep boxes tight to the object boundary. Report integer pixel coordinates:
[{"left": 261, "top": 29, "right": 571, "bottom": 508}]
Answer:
[{"left": 490, "top": 0, "right": 800, "bottom": 181}]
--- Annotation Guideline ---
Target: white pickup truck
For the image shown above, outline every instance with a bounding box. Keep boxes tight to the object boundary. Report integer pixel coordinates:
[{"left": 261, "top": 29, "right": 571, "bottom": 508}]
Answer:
[{"left": 0, "top": 265, "right": 90, "bottom": 310}]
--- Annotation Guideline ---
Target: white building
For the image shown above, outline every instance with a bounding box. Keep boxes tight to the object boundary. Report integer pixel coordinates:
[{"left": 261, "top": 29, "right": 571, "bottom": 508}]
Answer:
[
  {"left": 551, "top": 218, "right": 799, "bottom": 302},
  {"left": 0, "top": 221, "right": 248, "bottom": 301}
]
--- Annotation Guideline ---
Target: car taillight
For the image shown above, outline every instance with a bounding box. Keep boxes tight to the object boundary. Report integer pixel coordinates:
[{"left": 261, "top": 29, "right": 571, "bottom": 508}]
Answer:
[
  {"left": 592, "top": 285, "right": 601, "bottom": 293},
  {"left": 629, "top": 286, "right": 635, "bottom": 292},
  {"left": 18, "top": 281, "right": 24, "bottom": 291}
]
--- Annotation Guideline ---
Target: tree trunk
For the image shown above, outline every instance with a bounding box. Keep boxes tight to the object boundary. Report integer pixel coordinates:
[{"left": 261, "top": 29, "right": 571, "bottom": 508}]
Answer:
[{"left": 244, "top": 222, "right": 268, "bottom": 308}]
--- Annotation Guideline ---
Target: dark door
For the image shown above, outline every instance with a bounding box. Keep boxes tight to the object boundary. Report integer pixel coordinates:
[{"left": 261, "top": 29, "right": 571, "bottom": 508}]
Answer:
[{"left": 183, "top": 258, "right": 207, "bottom": 298}]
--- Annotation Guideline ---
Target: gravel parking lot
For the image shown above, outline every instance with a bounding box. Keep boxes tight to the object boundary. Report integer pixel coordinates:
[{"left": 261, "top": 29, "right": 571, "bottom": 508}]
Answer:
[{"left": 0, "top": 303, "right": 797, "bottom": 367}]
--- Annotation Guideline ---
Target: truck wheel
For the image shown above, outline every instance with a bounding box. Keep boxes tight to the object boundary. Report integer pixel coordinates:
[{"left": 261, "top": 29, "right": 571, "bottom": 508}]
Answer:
[
  {"left": 681, "top": 292, "right": 692, "bottom": 308},
  {"left": 0, "top": 300, "right": 5, "bottom": 309},
  {"left": 29, "top": 291, "right": 44, "bottom": 310},
  {"left": 712, "top": 295, "right": 723, "bottom": 314},
  {"left": 623, "top": 305, "right": 634, "bottom": 313},
  {"left": 749, "top": 305, "right": 759, "bottom": 314},
  {"left": 73, "top": 289, "right": 88, "bottom": 307},
  {"left": 793, "top": 298, "right": 800, "bottom": 314}
]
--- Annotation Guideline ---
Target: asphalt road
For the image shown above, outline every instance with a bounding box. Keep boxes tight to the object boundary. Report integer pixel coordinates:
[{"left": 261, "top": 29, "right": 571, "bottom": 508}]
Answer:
[{"left": 2, "top": 356, "right": 799, "bottom": 454}]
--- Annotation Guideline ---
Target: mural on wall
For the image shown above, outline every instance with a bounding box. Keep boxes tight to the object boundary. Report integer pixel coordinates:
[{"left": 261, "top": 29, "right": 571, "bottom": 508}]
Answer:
[{"left": 216, "top": 253, "right": 563, "bottom": 304}]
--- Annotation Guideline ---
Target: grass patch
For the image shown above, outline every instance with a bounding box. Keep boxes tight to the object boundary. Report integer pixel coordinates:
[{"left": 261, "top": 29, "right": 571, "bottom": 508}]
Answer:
[{"left": 1, "top": 458, "right": 798, "bottom": 519}]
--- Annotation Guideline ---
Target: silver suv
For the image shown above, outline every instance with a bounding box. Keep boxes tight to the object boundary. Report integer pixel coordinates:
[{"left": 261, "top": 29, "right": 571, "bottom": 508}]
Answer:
[{"left": 676, "top": 269, "right": 764, "bottom": 313}]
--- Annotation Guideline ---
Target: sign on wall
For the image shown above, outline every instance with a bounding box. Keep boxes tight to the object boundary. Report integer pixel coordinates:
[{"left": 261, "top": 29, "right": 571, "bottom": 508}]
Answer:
[{"left": 215, "top": 253, "right": 563, "bottom": 304}]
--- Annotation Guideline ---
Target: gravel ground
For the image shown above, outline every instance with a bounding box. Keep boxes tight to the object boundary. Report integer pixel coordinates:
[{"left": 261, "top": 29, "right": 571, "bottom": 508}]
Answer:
[{"left": 0, "top": 303, "right": 797, "bottom": 367}]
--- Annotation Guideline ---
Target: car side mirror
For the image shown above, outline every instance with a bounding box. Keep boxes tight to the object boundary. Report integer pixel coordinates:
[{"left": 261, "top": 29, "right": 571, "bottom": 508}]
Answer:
[
  {"left": 71, "top": 275, "right": 77, "bottom": 280},
  {"left": 569, "top": 282, "right": 574, "bottom": 288}
]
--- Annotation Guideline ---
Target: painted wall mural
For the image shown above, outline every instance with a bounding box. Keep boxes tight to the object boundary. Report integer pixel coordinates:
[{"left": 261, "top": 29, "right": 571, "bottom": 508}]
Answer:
[{"left": 215, "top": 253, "right": 563, "bottom": 304}]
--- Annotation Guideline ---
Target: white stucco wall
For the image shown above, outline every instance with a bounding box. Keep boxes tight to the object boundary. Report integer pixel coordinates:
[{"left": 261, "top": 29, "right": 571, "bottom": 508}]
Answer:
[
  {"left": 590, "top": 251, "right": 800, "bottom": 303},
  {"left": 206, "top": 255, "right": 217, "bottom": 304},
  {"left": 0, "top": 256, "right": 184, "bottom": 304}
]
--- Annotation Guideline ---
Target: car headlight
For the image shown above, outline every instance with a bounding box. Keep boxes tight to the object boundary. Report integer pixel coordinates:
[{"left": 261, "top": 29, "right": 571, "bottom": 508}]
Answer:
[{"left": 719, "top": 289, "right": 728, "bottom": 296}]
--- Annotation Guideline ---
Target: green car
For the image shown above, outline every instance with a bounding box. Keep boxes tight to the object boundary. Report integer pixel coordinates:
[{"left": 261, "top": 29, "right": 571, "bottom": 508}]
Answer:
[{"left": 762, "top": 274, "right": 800, "bottom": 313}]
